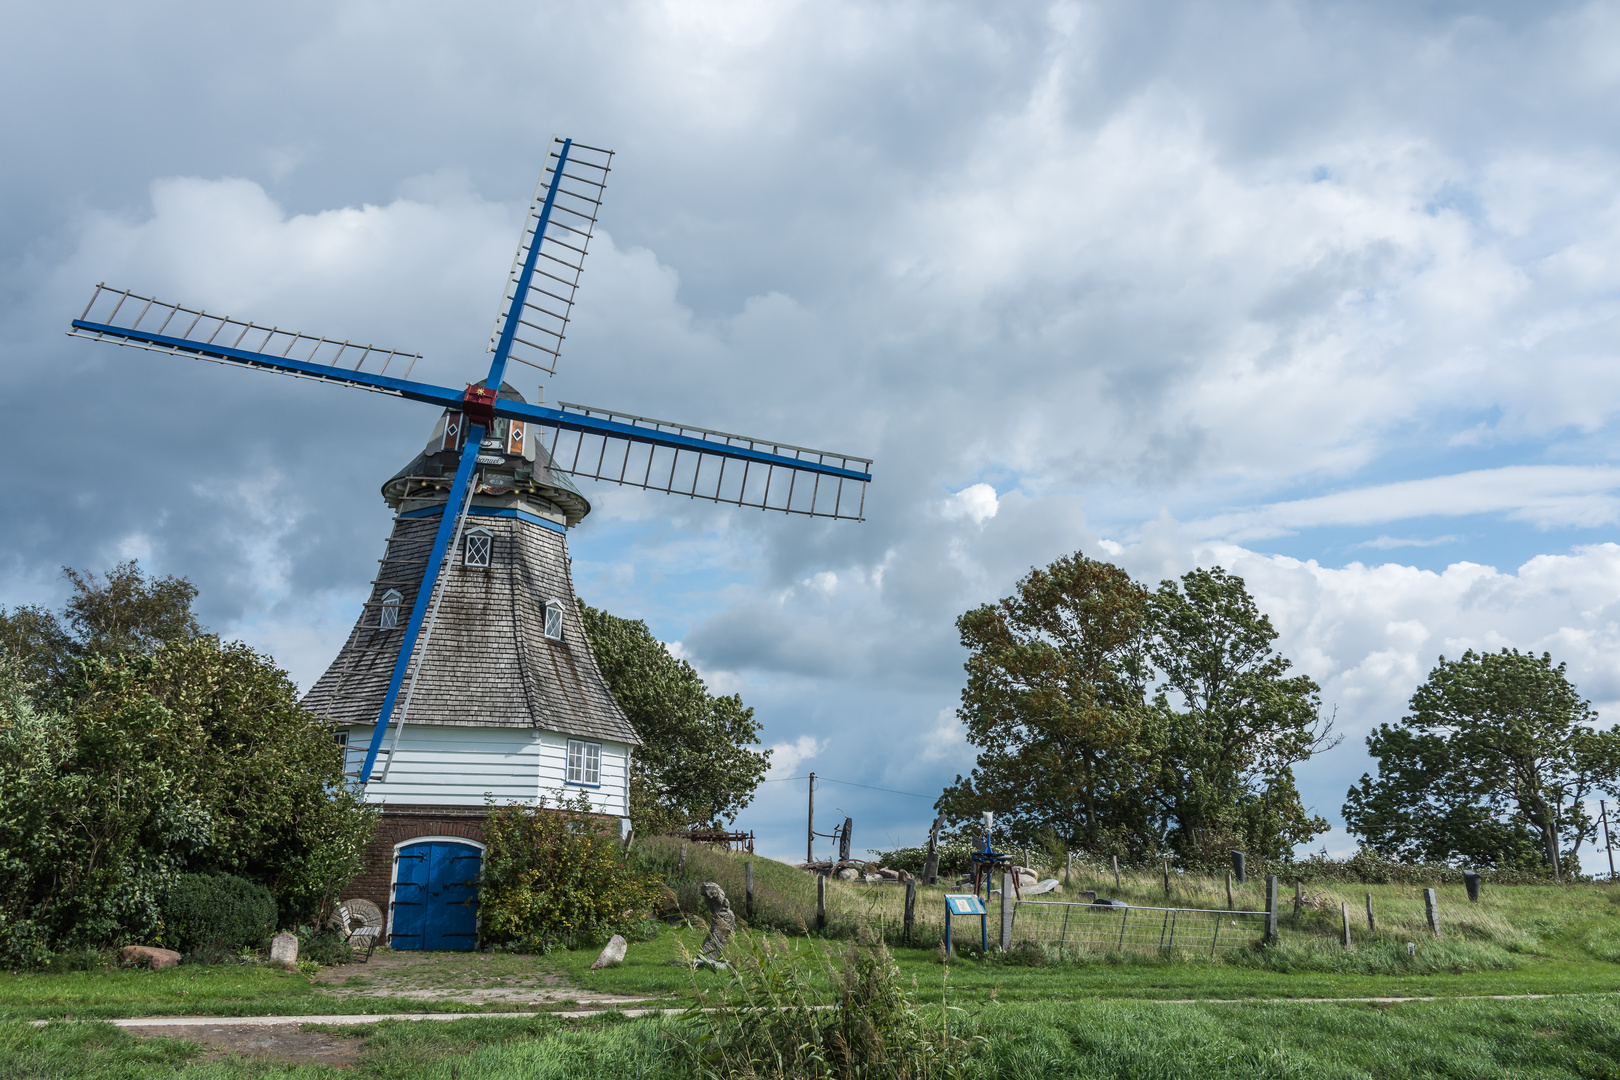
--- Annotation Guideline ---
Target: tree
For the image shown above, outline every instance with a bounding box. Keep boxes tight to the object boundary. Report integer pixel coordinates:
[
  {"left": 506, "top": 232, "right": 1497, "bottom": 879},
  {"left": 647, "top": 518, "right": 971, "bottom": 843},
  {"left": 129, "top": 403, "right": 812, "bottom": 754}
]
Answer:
[
  {"left": 0, "top": 561, "right": 201, "bottom": 699},
  {"left": 0, "top": 636, "right": 375, "bottom": 960},
  {"left": 937, "top": 553, "right": 1158, "bottom": 857},
  {"left": 1148, "top": 567, "right": 1336, "bottom": 864},
  {"left": 578, "top": 602, "right": 770, "bottom": 836},
  {"left": 1344, "top": 649, "right": 1620, "bottom": 878}
]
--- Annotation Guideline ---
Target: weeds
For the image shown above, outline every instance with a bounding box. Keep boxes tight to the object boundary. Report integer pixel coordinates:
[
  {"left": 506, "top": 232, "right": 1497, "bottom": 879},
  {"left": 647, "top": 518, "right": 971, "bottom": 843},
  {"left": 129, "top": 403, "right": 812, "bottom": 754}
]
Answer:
[{"left": 670, "top": 929, "right": 980, "bottom": 1079}]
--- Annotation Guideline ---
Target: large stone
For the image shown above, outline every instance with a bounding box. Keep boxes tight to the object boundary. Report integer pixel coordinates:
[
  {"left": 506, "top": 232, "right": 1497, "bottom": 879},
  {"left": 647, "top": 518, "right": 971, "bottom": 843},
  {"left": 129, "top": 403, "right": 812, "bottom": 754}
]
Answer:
[
  {"left": 120, "top": 945, "right": 181, "bottom": 970},
  {"left": 269, "top": 932, "right": 299, "bottom": 968},
  {"left": 836, "top": 867, "right": 858, "bottom": 881},
  {"left": 591, "top": 934, "right": 628, "bottom": 969},
  {"left": 1024, "top": 879, "right": 1061, "bottom": 896},
  {"left": 697, "top": 882, "right": 737, "bottom": 967}
]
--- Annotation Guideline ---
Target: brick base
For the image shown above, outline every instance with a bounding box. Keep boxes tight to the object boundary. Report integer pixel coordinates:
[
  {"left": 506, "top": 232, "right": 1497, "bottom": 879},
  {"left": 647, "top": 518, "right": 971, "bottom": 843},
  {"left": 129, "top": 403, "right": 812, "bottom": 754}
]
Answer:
[
  {"left": 341, "top": 804, "right": 620, "bottom": 944},
  {"left": 341, "top": 805, "right": 489, "bottom": 935}
]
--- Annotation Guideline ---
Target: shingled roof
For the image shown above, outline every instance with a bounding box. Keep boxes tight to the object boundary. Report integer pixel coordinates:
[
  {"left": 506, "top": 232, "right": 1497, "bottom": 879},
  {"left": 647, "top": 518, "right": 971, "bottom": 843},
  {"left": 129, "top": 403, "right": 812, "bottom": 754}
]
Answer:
[{"left": 301, "top": 399, "right": 638, "bottom": 747}]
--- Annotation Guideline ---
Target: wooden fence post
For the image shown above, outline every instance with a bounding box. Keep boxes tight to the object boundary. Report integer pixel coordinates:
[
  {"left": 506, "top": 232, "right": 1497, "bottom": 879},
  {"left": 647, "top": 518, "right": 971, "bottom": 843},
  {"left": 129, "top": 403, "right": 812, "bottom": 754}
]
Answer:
[
  {"left": 1163, "top": 859, "right": 1171, "bottom": 898},
  {"left": 1341, "top": 901, "right": 1352, "bottom": 947},
  {"left": 1365, "top": 892, "right": 1375, "bottom": 932},
  {"left": 816, "top": 874, "right": 827, "bottom": 931},
  {"left": 1000, "top": 872, "right": 1013, "bottom": 950},
  {"left": 1265, "top": 875, "right": 1278, "bottom": 945},
  {"left": 1294, "top": 880, "right": 1303, "bottom": 918},
  {"left": 1112, "top": 855, "right": 1120, "bottom": 892},
  {"left": 745, "top": 861, "right": 754, "bottom": 920},
  {"left": 1225, "top": 872, "right": 1234, "bottom": 911},
  {"left": 904, "top": 877, "right": 917, "bottom": 943},
  {"left": 1065, "top": 850, "right": 1072, "bottom": 887},
  {"left": 1424, "top": 888, "right": 1441, "bottom": 939}
]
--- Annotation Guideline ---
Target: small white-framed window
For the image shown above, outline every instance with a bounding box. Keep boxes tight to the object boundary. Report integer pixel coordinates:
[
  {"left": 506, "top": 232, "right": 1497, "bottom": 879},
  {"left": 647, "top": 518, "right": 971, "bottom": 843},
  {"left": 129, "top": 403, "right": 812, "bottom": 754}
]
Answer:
[
  {"left": 379, "top": 589, "right": 403, "bottom": 629},
  {"left": 566, "top": 739, "right": 602, "bottom": 787},
  {"left": 462, "top": 526, "right": 493, "bottom": 568},
  {"left": 544, "top": 599, "right": 564, "bottom": 642}
]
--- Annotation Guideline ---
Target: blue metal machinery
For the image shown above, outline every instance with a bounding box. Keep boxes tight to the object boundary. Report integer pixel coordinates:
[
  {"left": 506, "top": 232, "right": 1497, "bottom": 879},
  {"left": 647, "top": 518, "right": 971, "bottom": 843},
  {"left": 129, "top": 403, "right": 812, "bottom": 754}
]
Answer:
[{"left": 67, "top": 136, "right": 874, "bottom": 785}]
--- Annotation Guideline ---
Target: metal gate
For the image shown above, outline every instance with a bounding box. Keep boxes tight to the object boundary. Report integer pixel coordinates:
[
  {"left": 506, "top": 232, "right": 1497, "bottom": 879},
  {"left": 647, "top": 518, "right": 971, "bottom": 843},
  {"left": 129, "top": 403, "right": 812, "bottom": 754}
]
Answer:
[{"left": 1013, "top": 900, "right": 1267, "bottom": 957}]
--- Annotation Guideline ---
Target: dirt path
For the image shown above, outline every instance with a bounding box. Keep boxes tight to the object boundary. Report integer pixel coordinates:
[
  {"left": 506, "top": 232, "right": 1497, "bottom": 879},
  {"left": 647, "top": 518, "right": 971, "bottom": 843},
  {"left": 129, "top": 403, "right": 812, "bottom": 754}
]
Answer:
[{"left": 308, "top": 946, "right": 646, "bottom": 1008}]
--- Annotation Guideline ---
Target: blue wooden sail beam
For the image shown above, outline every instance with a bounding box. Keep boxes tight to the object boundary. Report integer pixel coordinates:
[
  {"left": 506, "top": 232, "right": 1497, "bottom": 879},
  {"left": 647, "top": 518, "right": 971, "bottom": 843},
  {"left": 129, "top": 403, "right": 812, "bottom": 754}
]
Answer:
[{"left": 66, "top": 292, "right": 872, "bottom": 491}]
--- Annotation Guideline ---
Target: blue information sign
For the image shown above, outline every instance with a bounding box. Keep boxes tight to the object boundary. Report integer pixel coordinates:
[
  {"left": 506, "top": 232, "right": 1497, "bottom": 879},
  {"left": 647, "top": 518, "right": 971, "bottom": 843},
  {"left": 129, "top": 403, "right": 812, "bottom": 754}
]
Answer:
[{"left": 945, "top": 894, "right": 986, "bottom": 916}]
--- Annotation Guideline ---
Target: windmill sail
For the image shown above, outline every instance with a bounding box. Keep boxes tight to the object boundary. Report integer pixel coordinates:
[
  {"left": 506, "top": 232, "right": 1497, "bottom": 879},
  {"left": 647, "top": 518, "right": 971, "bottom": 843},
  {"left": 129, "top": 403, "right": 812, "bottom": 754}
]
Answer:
[
  {"left": 486, "top": 137, "right": 613, "bottom": 376},
  {"left": 69, "top": 284, "right": 423, "bottom": 387},
  {"left": 534, "top": 401, "right": 871, "bottom": 521}
]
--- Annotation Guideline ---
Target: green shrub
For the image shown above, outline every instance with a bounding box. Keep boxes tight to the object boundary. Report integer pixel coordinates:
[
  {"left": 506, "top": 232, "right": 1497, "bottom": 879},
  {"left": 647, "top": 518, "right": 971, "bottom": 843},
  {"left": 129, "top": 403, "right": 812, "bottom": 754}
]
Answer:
[
  {"left": 479, "top": 793, "right": 662, "bottom": 952},
  {"left": 161, "top": 873, "right": 276, "bottom": 954},
  {"left": 672, "top": 930, "right": 978, "bottom": 1079},
  {"left": 297, "top": 925, "right": 353, "bottom": 966},
  {"left": 869, "top": 841, "right": 978, "bottom": 878}
]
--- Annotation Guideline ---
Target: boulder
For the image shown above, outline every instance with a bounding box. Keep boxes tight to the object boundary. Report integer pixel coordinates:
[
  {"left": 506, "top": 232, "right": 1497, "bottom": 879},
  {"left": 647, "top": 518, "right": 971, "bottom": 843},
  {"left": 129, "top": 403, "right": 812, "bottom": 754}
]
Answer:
[
  {"left": 697, "top": 882, "right": 736, "bottom": 966},
  {"left": 591, "top": 934, "right": 628, "bottom": 969},
  {"left": 269, "top": 932, "right": 299, "bottom": 968},
  {"left": 1024, "top": 879, "right": 1061, "bottom": 896},
  {"left": 836, "top": 867, "right": 859, "bottom": 881},
  {"left": 877, "top": 868, "right": 900, "bottom": 880},
  {"left": 120, "top": 945, "right": 181, "bottom": 970}
]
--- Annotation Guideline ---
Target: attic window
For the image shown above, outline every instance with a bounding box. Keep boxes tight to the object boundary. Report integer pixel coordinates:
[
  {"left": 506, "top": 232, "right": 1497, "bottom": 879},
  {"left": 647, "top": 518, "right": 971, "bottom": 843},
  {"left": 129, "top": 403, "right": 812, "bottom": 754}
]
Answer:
[
  {"left": 463, "top": 527, "right": 493, "bottom": 568},
  {"left": 379, "top": 589, "right": 403, "bottom": 629},
  {"left": 544, "top": 599, "right": 564, "bottom": 641}
]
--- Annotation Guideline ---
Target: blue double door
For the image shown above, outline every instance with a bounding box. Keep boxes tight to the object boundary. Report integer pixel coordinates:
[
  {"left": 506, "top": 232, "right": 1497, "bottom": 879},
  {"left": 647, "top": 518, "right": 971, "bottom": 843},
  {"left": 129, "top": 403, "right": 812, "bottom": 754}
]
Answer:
[{"left": 392, "top": 841, "right": 481, "bottom": 950}]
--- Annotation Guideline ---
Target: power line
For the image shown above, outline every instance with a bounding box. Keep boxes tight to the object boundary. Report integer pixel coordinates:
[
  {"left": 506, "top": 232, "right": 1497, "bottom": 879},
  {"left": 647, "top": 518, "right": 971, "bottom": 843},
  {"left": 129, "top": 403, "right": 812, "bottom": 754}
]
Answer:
[{"left": 760, "top": 774, "right": 935, "bottom": 800}]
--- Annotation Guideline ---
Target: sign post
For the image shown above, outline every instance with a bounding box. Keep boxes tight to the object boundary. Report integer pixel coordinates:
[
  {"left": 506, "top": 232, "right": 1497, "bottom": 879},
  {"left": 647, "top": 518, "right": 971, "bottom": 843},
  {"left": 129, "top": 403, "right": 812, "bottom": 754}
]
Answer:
[{"left": 944, "top": 894, "right": 987, "bottom": 958}]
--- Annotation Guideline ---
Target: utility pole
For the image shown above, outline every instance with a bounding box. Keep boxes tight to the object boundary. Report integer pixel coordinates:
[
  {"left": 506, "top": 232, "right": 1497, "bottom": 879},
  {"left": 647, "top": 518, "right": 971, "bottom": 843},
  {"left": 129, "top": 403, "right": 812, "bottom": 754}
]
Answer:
[
  {"left": 1603, "top": 800, "right": 1616, "bottom": 882},
  {"left": 806, "top": 772, "right": 816, "bottom": 864}
]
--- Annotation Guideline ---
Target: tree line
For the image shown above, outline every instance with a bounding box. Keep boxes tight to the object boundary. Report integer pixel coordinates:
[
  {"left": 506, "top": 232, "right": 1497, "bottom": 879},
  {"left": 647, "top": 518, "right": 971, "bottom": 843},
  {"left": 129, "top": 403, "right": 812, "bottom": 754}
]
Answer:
[{"left": 942, "top": 550, "right": 1620, "bottom": 876}]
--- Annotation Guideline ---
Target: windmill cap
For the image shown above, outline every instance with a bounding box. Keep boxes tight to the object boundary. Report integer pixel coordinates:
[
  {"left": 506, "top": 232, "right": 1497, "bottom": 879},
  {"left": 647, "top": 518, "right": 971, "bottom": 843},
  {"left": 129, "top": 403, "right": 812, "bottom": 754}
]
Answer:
[{"left": 381, "top": 381, "right": 591, "bottom": 526}]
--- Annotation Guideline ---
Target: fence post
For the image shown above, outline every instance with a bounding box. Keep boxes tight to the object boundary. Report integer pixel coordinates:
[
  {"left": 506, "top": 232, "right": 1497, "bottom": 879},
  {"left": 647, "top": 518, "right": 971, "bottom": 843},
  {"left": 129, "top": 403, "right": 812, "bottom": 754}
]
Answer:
[
  {"left": 816, "top": 874, "right": 827, "bottom": 931},
  {"left": 1000, "top": 872, "right": 1013, "bottom": 950},
  {"left": 1463, "top": 871, "right": 1481, "bottom": 903},
  {"left": 1225, "top": 872, "right": 1234, "bottom": 911},
  {"left": 904, "top": 877, "right": 917, "bottom": 943},
  {"left": 745, "top": 861, "right": 754, "bottom": 920},
  {"left": 1341, "top": 901, "right": 1351, "bottom": 947},
  {"left": 1163, "top": 859, "right": 1171, "bottom": 899},
  {"left": 1365, "top": 892, "right": 1375, "bottom": 932},
  {"left": 1265, "top": 875, "right": 1278, "bottom": 945},
  {"left": 1294, "top": 880, "right": 1303, "bottom": 918},
  {"left": 1065, "top": 849, "right": 1072, "bottom": 887},
  {"left": 1424, "top": 888, "right": 1441, "bottom": 938},
  {"left": 1112, "top": 855, "right": 1120, "bottom": 892}
]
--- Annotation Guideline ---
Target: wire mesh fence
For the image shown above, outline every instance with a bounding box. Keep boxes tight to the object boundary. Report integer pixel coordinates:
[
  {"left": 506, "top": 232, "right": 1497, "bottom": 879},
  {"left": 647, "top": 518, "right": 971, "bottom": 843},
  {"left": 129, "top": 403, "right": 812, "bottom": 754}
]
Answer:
[{"left": 1013, "top": 900, "right": 1268, "bottom": 957}]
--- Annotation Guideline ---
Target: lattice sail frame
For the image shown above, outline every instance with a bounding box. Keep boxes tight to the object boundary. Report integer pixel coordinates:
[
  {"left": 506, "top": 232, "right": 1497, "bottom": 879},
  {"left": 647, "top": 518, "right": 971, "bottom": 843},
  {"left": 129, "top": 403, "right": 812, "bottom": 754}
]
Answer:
[
  {"left": 69, "top": 285, "right": 422, "bottom": 386},
  {"left": 486, "top": 137, "right": 613, "bottom": 376},
  {"left": 542, "top": 402, "right": 870, "bottom": 520}
]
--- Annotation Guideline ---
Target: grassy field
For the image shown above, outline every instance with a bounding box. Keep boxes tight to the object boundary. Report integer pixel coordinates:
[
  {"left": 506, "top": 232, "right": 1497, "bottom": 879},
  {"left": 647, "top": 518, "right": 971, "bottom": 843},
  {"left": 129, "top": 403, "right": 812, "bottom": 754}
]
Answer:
[{"left": 7, "top": 996, "right": 1620, "bottom": 1078}]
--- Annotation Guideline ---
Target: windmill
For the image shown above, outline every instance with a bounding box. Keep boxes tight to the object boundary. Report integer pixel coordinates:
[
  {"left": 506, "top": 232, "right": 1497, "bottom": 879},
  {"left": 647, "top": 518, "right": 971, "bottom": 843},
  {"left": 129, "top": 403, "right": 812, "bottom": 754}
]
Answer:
[{"left": 67, "top": 137, "right": 872, "bottom": 796}]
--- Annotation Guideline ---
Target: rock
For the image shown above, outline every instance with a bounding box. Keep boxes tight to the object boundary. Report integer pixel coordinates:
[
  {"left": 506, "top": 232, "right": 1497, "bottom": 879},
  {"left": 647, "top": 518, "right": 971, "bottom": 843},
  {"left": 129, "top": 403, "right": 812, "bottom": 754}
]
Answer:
[
  {"left": 591, "top": 934, "right": 628, "bottom": 969},
  {"left": 836, "top": 867, "right": 858, "bottom": 880},
  {"left": 877, "top": 868, "right": 900, "bottom": 880},
  {"left": 897, "top": 869, "right": 914, "bottom": 883},
  {"left": 269, "top": 932, "right": 299, "bottom": 968},
  {"left": 697, "top": 882, "right": 736, "bottom": 965},
  {"left": 1078, "top": 890, "right": 1098, "bottom": 903},
  {"left": 120, "top": 945, "right": 181, "bottom": 970},
  {"left": 1024, "top": 878, "right": 1061, "bottom": 896}
]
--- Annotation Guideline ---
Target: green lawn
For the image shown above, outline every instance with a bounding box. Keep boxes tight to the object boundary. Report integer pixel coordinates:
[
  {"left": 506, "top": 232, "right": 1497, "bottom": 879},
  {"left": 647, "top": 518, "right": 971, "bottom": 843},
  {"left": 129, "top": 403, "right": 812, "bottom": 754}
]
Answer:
[{"left": 7, "top": 996, "right": 1620, "bottom": 1078}]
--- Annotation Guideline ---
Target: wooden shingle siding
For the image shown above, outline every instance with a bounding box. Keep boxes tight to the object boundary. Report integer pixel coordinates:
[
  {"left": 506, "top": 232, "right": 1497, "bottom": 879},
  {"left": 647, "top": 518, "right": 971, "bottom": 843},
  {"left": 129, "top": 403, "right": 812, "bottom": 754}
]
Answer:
[{"left": 303, "top": 493, "right": 639, "bottom": 757}]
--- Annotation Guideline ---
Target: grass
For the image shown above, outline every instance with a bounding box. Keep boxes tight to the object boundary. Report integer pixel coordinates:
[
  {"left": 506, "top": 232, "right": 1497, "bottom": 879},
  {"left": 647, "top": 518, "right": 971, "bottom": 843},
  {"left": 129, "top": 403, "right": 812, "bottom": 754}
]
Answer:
[{"left": 7, "top": 997, "right": 1620, "bottom": 1078}]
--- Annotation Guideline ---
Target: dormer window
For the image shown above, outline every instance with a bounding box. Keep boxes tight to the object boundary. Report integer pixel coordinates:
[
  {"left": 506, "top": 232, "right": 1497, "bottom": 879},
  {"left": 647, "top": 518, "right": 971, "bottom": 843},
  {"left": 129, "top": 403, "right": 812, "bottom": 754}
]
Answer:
[
  {"left": 462, "top": 526, "right": 493, "bottom": 568},
  {"left": 544, "top": 599, "right": 565, "bottom": 641},
  {"left": 379, "top": 589, "right": 403, "bottom": 629}
]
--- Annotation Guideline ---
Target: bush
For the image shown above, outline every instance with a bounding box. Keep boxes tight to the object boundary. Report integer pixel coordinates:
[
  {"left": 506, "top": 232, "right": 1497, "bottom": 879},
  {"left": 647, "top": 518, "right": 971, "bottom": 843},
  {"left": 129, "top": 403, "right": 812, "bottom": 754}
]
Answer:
[
  {"left": 479, "top": 793, "right": 662, "bottom": 952},
  {"left": 161, "top": 873, "right": 276, "bottom": 954},
  {"left": 297, "top": 925, "right": 353, "bottom": 966},
  {"left": 869, "top": 841, "right": 978, "bottom": 878},
  {"left": 672, "top": 930, "right": 978, "bottom": 1079}
]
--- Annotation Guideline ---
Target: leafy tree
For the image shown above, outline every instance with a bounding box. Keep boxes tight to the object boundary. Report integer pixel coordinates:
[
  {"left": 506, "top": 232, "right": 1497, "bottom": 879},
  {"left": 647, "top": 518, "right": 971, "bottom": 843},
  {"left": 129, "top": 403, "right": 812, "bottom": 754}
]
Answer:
[
  {"left": 579, "top": 602, "right": 770, "bottom": 836},
  {"left": 0, "top": 561, "right": 201, "bottom": 699},
  {"left": 1344, "top": 649, "right": 1620, "bottom": 878},
  {"left": 1148, "top": 567, "right": 1336, "bottom": 864},
  {"left": 937, "top": 553, "right": 1158, "bottom": 856},
  {"left": 0, "top": 637, "right": 374, "bottom": 961}
]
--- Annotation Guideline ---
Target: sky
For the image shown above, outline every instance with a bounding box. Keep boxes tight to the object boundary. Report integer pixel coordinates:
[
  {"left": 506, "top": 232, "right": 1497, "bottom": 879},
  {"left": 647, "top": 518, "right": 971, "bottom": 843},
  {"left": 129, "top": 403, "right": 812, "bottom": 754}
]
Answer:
[{"left": 5, "top": 1, "right": 1620, "bottom": 874}]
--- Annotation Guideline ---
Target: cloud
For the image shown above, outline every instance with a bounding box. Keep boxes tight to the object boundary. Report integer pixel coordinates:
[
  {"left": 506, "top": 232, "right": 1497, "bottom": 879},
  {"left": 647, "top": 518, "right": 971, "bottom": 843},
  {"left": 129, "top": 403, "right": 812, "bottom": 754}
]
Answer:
[
  {"left": 1354, "top": 535, "right": 1463, "bottom": 550},
  {"left": 767, "top": 734, "right": 825, "bottom": 778}
]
